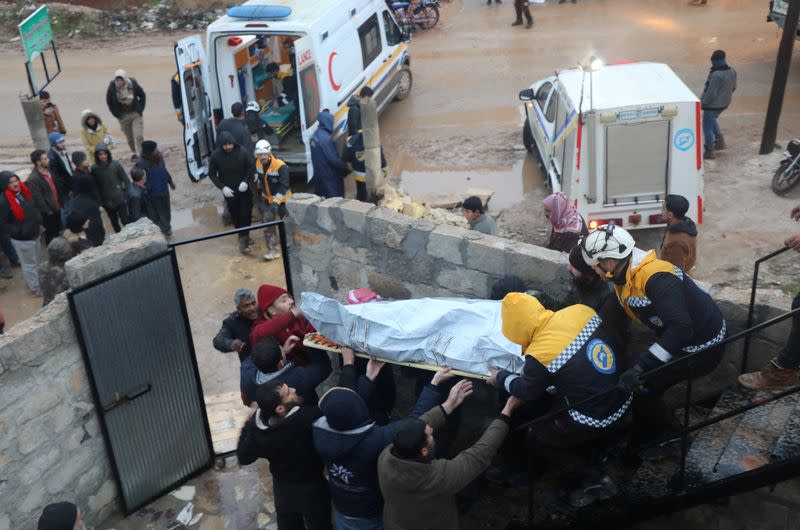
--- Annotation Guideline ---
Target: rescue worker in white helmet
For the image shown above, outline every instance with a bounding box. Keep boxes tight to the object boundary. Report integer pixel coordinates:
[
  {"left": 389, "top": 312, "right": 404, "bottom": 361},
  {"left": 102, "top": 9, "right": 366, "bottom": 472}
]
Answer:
[
  {"left": 487, "top": 293, "right": 631, "bottom": 506},
  {"left": 581, "top": 222, "right": 726, "bottom": 457},
  {"left": 244, "top": 101, "right": 273, "bottom": 145},
  {"left": 254, "top": 139, "right": 291, "bottom": 261}
]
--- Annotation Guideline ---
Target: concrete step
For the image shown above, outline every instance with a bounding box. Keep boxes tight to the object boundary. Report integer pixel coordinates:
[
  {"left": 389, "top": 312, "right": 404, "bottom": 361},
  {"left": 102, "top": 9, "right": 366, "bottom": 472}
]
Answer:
[
  {"left": 702, "top": 390, "right": 799, "bottom": 481},
  {"left": 684, "top": 387, "right": 752, "bottom": 485},
  {"left": 771, "top": 389, "right": 800, "bottom": 461}
]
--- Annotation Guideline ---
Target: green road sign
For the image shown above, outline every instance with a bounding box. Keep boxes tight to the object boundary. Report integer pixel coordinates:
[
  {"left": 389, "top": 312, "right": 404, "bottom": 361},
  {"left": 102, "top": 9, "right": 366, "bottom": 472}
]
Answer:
[{"left": 18, "top": 6, "right": 53, "bottom": 62}]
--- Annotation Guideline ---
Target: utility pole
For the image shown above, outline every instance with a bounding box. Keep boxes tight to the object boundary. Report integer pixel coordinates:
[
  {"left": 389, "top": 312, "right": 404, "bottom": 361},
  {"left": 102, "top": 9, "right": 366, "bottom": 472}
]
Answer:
[
  {"left": 761, "top": 0, "right": 800, "bottom": 155},
  {"left": 361, "top": 96, "right": 383, "bottom": 203},
  {"left": 21, "top": 93, "right": 49, "bottom": 151}
]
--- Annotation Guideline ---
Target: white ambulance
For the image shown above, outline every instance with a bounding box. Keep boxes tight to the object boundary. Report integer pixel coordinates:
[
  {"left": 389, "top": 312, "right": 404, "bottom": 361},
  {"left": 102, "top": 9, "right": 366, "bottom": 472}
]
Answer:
[
  {"left": 520, "top": 62, "right": 704, "bottom": 230},
  {"left": 174, "top": 0, "right": 412, "bottom": 182}
]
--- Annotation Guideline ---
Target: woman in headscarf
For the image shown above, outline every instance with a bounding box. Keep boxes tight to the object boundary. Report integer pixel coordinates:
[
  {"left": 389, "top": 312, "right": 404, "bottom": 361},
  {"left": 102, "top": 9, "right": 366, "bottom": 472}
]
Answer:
[{"left": 542, "top": 192, "right": 588, "bottom": 252}]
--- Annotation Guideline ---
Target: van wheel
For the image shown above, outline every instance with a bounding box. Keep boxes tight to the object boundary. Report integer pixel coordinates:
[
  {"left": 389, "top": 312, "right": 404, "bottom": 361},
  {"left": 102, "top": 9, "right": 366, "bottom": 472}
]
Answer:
[
  {"left": 394, "top": 66, "right": 413, "bottom": 101},
  {"left": 523, "top": 118, "right": 533, "bottom": 152}
]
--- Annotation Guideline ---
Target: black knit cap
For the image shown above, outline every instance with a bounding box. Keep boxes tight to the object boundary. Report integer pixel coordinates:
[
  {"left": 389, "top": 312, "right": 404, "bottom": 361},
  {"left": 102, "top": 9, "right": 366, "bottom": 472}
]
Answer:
[
  {"left": 569, "top": 244, "right": 595, "bottom": 277},
  {"left": 71, "top": 151, "right": 87, "bottom": 166},
  {"left": 38, "top": 502, "right": 77, "bottom": 530},
  {"left": 0, "top": 171, "right": 16, "bottom": 192},
  {"left": 392, "top": 418, "right": 428, "bottom": 459},
  {"left": 664, "top": 194, "right": 690, "bottom": 218},
  {"left": 141, "top": 140, "right": 158, "bottom": 155}
]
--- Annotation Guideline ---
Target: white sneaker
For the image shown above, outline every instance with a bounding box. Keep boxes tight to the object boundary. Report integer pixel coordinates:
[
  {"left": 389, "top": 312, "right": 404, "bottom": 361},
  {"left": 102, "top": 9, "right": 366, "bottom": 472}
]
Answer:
[{"left": 262, "top": 251, "right": 281, "bottom": 261}]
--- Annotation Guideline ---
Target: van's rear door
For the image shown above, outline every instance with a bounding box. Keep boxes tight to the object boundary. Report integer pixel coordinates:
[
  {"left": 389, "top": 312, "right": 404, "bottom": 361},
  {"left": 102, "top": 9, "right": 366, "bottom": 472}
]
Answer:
[
  {"left": 604, "top": 120, "right": 669, "bottom": 205},
  {"left": 174, "top": 35, "right": 214, "bottom": 182},
  {"left": 293, "top": 35, "right": 319, "bottom": 182}
]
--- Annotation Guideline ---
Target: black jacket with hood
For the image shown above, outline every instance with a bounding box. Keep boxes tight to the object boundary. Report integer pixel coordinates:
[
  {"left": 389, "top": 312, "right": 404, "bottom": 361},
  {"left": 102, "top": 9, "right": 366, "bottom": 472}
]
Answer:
[
  {"left": 208, "top": 132, "right": 256, "bottom": 192},
  {"left": 91, "top": 144, "right": 130, "bottom": 209},
  {"left": 105, "top": 74, "right": 146, "bottom": 118},
  {"left": 312, "top": 384, "right": 442, "bottom": 519},
  {"left": 347, "top": 96, "right": 361, "bottom": 137},
  {"left": 701, "top": 56, "right": 737, "bottom": 112},
  {"left": 69, "top": 174, "right": 105, "bottom": 247},
  {"left": 217, "top": 117, "right": 254, "bottom": 154}
]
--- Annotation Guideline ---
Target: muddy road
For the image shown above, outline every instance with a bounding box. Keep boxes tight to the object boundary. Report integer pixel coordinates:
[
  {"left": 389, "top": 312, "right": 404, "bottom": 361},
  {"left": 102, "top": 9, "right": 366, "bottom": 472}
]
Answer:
[{"left": 0, "top": 0, "right": 799, "bottom": 399}]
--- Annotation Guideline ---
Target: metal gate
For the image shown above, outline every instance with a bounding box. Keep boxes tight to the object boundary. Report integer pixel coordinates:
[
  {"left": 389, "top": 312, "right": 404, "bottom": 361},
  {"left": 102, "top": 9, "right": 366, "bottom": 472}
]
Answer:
[{"left": 69, "top": 250, "right": 214, "bottom": 514}]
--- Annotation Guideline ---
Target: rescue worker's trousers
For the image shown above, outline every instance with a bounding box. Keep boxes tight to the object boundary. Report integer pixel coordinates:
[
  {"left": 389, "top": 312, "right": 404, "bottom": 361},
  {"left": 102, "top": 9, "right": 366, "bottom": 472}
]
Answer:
[{"left": 776, "top": 293, "right": 800, "bottom": 369}]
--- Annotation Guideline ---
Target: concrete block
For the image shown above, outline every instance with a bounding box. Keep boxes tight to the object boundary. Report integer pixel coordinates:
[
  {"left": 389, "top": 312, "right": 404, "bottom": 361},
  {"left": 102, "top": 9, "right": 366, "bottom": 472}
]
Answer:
[
  {"left": 316, "top": 197, "right": 345, "bottom": 233},
  {"left": 299, "top": 263, "right": 319, "bottom": 290},
  {"left": 403, "top": 226, "right": 432, "bottom": 259},
  {"left": 368, "top": 271, "right": 412, "bottom": 300},
  {"left": 0, "top": 450, "right": 10, "bottom": 475},
  {"left": 507, "top": 243, "right": 568, "bottom": 296},
  {"left": 330, "top": 258, "right": 366, "bottom": 293},
  {"left": 465, "top": 236, "right": 509, "bottom": 276},
  {"left": 0, "top": 513, "right": 10, "bottom": 530},
  {"left": 45, "top": 443, "right": 97, "bottom": 495},
  {"left": 18, "top": 486, "right": 45, "bottom": 516},
  {"left": 285, "top": 194, "right": 321, "bottom": 226},
  {"left": 65, "top": 219, "right": 168, "bottom": 289},
  {"left": 384, "top": 248, "right": 435, "bottom": 282},
  {"left": 437, "top": 267, "right": 489, "bottom": 298},
  {"left": 367, "top": 208, "right": 414, "bottom": 249},
  {"left": 88, "top": 478, "right": 117, "bottom": 513},
  {"left": 19, "top": 447, "right": 60, "bottom": 487},
  {"left": 16, "top": 385, "right": 61, "bottom": 425},
  {"left": 17, "top": 422, "right": 46, "bottom": 455},
  {"left": 332, "top": 245, "right": 371, "bottom": 263},
  {"left": 427, "top": 224, "right": 470, "bottom": 265},
  {"left": 339, "top": 200, "right": 375, "bottom": 233}
]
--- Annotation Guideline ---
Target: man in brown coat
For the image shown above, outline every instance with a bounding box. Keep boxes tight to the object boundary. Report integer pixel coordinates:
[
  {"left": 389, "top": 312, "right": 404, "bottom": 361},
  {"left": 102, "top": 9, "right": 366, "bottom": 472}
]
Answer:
[
  {"left": 660, "top": 194, "right": 698, "bottom": 272},
  {"left": 39, "top": 91, "right": 66, "bottom": 135},
  {"left": 377, "top": 381, "right": 521, "bottom": 530}
]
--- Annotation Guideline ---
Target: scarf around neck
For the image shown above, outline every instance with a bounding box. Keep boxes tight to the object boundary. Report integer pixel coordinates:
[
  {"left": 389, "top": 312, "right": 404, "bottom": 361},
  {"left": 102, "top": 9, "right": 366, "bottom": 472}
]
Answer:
[{"left": 5, "top": 182, "right": 32, "bottom": 221}]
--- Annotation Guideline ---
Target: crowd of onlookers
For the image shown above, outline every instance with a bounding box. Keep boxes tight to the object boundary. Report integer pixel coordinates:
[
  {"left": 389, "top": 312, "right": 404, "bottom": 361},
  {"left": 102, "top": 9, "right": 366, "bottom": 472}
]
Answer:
[{"left": 0, "top": 71, "right": 176, "bottom": 308}]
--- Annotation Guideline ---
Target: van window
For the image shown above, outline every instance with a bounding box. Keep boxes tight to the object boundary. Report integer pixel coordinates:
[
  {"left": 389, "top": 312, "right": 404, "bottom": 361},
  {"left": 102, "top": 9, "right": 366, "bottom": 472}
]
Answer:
[
  {"left": 536, "top": 82, "right": 552, "bottom": 109},
  {"left": 299, "top": 63, "right": 320, "bottom": 127},
  {"left": 358, "top": 14, "right": 383, "bottom": 68},
  {"left": 545, "top": 90, "right": 559, "bottom": 123},
  {"left": 383, "top": 11, "right": 402, "bottom": 46}
]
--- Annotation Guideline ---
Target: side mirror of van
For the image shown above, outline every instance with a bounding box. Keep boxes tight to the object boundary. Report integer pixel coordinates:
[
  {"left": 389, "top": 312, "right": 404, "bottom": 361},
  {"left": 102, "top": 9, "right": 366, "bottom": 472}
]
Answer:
[{"left": 519, "top": 88, "right": 535, "bottom": 101}]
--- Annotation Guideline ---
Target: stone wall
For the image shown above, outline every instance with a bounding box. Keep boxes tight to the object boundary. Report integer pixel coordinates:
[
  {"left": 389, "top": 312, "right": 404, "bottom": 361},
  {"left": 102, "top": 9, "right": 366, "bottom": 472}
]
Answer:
[
  {"left": 285, "top": 194, "right": 793, "bottom": 403},
  {"left": 0, "top": 220, "right": 167, "bottom": 530}
]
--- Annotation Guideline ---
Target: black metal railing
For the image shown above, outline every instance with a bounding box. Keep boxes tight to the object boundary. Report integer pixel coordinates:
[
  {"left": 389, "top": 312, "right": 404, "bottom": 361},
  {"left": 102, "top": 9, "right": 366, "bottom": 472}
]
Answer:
[{"left": 512, "top": 246, "right": 800, "bottom": 528}]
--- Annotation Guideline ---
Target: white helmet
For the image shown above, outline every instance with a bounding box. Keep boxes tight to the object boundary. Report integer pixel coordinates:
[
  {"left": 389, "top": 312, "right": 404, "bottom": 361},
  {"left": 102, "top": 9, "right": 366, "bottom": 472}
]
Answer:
[
  {"left": 581, "top": 222, "right": 635, "bottom": 267},
  {"left": 254, "top": 139, "right": 272, "bottom": 155},
  {"left": 246, "top": 101, "right": 261, "bottom": 113}
]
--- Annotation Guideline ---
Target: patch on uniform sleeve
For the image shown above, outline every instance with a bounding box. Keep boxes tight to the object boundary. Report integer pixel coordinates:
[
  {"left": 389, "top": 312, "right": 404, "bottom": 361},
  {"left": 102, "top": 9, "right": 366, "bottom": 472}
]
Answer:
[
  {"left": 355, "top": 151, "right": 365, "bottom": 161},
  {"left": 585, "top": 338, "right": 616, "bottom": 375}
]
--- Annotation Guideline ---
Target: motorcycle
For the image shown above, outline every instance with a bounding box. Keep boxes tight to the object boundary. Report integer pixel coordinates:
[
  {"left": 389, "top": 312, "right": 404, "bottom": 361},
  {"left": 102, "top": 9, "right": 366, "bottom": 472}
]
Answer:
[
  {"left": 391, "top": 0, "right": 440, "bottom": 31},
  {"left": 772, "top": 138, "right": 800, "bottom": 195}
]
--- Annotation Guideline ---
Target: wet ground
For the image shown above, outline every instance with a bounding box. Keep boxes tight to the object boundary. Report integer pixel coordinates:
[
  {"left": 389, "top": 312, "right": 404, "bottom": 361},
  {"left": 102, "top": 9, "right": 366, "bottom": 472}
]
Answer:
[{"left": 0, "top": 0, "right": 798, "bottom": 526}]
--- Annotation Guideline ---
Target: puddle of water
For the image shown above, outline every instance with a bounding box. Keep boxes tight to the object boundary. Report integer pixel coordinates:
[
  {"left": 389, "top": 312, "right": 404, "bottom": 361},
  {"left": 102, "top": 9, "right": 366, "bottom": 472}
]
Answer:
[{"left": 397, "top": 154, "right": 545, "bottom": 210}]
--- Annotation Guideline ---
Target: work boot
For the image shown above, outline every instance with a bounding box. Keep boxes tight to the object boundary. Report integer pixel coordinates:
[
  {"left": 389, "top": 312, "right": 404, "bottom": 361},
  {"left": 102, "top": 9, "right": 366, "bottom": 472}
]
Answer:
[
  {"left": 238, "top": 234, "right": 251, "bottom": 255},
  {"left": 526, "top": 19, "right": 533, "bottom": 28},
  {"left": 714, "top": 136, "right": 726, "bottom": 150},
  {"left": 738, "top": 359, "right": 799, "bottom": 391},
  {"left": 703, "top": 148, "right": 715, "bottom": 160},
  {"left": 512, "top": 19, "right": 523, "bottom": 26},
  {"left": 569, "top": 475, "right": 618, "bottom": 508}
]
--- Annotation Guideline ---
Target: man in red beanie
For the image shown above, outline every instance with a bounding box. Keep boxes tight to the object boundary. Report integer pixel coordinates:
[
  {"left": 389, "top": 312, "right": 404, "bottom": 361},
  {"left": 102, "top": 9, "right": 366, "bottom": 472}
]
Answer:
[{"left": 250, "top": 284, "right": 314, "bottom": 366}]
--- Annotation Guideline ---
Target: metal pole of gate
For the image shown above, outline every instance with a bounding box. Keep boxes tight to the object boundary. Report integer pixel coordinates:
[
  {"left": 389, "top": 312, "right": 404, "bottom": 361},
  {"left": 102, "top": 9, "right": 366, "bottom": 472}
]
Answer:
[{"left": 760, "top": 0, "right": 800, "bottom": 155}]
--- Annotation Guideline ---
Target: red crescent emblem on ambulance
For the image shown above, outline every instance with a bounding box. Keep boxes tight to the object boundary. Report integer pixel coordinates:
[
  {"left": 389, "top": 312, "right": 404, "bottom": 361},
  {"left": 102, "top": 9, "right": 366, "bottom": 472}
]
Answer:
[{"left": 328, "top": 52, "right": 341, "bottom": 91}]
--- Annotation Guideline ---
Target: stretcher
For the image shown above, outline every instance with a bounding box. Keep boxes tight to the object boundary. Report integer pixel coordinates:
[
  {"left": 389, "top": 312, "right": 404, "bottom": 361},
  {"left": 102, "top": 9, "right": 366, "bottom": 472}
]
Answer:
[
  {"left": 259, "top": 101, "right": 296, "bottom": 138},
  {"left": 303, "top": 333, "right": 489, "bottom": 381}
]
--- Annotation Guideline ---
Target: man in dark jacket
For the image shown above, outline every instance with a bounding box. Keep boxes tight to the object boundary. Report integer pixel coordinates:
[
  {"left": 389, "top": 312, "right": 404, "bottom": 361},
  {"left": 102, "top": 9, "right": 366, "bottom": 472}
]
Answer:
[
  {"left": 27, "top": 149, "right": 63, "bottom": 244},
  {"left": 70, "top": 153, "right": 105, "bottom": 247},
  {"left": 312, "top": 368, "right": 451, "bottom": 530},
  {"left": 0, "top": 172, "right": 42, "bottom": 294},
  {"left": 378, "top": 391, "right": 521, "bottom": 530},
  {"left": 135, "top": 141, "right": 175, "bottom": 236},
  {"left": 489, "top": 293, "right": 631, "bottom": 505},
  {"left": 106, "top": 69, "right": 146, "bottom": 158},
  {"left": 240, "top": 335, "right": 332, "bottom": 406},
  {"left": 171, "top": 72, "right": 183, "bottom": 124},
  {"left": 127, "top": 167, "right": 152, "bottom": 223},
  {"left": 244, "top": 101, "right": 273, "bottom": 146},
  {"left": 582, "top": 224, "right": 726, "bottom": 455},
  {"left": 217, "top": 102, "right": 254, "bottom": 154},
  {"left": 92, "top": 144, "right": 130, "bottom": 233},
  {"left": 213, "top": 288, "right": 259, "bottom": 362},
  {"left": 346, "top": 86, "right": 374, "bottom": 137},
  {"left": 47, "top": 132, "right": 74, "bottom": 204},
  {"left": 660, "top": 194, "right": 698, "bottom": 273},
  {"left": 342, "top": 127, "right": 386, "bottom": 203},
  {"left": 700, "top": 50, "right": 736, "bottom": 160},
  {"left": 208, "top": 131, "right": 255, "bottom": 254},
  {"left": 0, "top": 173, "right": 18, "bottom": 279},
  {"left": 237, "top": 379, "right": 332, "bottom": 530},
  {"left": 310, "top": 110, "right": 349, "bottom": 199}
]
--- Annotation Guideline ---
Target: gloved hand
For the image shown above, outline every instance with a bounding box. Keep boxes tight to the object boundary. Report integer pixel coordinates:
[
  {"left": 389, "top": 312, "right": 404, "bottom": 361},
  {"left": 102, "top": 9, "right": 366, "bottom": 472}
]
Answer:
[
  {"left": 222, "top": 186, "right": 234, "bottom": 198},
  {"left": 618, "top": 363, "right": 646, "bottom": 392},
  {"left": 238, "top": 181, "right": 248, "bottom": 193}
]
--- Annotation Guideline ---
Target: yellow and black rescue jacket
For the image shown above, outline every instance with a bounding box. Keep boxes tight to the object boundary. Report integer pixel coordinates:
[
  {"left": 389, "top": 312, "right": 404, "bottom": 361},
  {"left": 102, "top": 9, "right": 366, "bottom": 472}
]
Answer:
[
  {"left": 614, "top": 249, "right": 726, "bottom": 363},
  {"left": 256, "top": 156, "right": 292, "bottom": 204},
  {"left": 497, "top": 293, "right": 632, "bottom": 429}
]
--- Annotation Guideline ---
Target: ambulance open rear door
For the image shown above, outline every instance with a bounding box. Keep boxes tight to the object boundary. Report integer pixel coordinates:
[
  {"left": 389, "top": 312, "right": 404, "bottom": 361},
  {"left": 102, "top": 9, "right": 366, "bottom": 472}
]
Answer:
[
  {"left": 175, "top": 35, "right": 215, "bottom": 182},
  {"left": 293, "top": 35, "right": 320, "bottom": 182}
]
